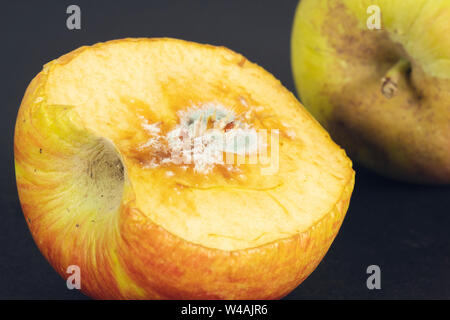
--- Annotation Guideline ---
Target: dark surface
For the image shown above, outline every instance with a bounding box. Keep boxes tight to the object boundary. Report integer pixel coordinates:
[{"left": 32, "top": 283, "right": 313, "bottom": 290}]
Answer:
[{"left": 1, "top": 0, "right": 449, "bottom": 300}]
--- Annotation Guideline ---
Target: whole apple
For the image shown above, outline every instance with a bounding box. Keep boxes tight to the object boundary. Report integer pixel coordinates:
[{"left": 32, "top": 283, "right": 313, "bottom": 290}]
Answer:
[
  {"left": 14, "top": 38, "right": 354, "bottom": 299},
  {"left": 292, "top": 0, "right": 450, "bottom": 183}
]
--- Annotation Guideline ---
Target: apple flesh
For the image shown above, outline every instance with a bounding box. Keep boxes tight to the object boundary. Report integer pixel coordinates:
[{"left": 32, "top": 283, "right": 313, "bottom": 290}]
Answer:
[
  {"left": 292, "top": 0, "right": 450, "bottom": 183},
  {"left": 15, "top": 38, "right": 354, "bottom": 299}
]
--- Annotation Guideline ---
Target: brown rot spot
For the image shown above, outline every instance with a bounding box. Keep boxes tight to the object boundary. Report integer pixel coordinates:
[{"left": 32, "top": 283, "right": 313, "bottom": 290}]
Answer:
[
  {"left": 322, "top": 0, "right": 401, "bottom": 67},
  {"left": 224, "top": 121, "right": 235, "bottom": 131},
  {"left": 39, "top": 148, "right": 42, "bottom": 154},
  {"left": 381, "top": 77, "right": 398, "bottom": 99},
  {"left": 75, "top": 224, "right": 79, "bottom": 228}
]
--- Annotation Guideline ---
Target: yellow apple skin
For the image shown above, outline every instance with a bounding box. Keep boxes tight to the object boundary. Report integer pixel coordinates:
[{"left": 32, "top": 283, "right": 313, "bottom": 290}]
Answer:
[
  {"left": 292, "top": 0, "right": 450, "bottom": 183},
  {"left": 15, "top": 38, "right": 354, "bottom": 299}
]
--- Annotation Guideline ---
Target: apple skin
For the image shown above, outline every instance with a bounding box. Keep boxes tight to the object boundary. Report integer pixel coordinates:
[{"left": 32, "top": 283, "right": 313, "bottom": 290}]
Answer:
[
  {"left": 292, "top": 0, "right": 450, "bottom": 184},
  {"left": 15, "top": 38, "right": 354, "bottom": 299}
]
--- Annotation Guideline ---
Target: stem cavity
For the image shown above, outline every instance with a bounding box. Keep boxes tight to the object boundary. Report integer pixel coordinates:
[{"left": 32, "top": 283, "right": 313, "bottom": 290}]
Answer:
[{"left": 381, "top": 58, "right": 411, "bottom": 99}]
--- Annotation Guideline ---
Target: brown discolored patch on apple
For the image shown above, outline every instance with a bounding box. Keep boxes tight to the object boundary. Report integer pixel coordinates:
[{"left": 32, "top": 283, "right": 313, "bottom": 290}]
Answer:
[{"left": 321, "top": 1, "right": 397, "bottom": 62}]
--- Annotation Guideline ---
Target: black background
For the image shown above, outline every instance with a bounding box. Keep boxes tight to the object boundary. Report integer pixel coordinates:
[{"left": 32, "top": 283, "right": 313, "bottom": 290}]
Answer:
[{"left": 1, "top": 0, "right": 449, "bottom": 300}]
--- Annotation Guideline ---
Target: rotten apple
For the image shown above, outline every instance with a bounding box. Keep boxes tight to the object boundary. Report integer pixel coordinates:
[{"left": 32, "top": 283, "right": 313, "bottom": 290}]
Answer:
[
  {"left": 15, "top": 38, "right": 354, "bottom": 299},
  {"left": 292, "top": 0, "right": 450, "bottom": 183}
]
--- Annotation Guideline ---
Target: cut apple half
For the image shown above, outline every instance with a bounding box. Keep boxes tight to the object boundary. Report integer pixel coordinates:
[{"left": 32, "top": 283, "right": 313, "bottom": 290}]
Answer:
[{"left": 14, "top": 38, "right": 354, "bottom": 299}]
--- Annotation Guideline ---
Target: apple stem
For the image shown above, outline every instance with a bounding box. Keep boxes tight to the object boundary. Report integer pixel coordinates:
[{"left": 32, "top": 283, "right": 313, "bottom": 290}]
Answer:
[{"left": 381, "top": 58, "right": 411, "bottom": 99}]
